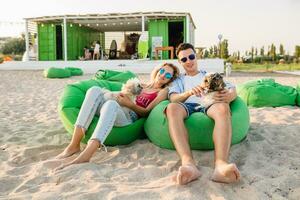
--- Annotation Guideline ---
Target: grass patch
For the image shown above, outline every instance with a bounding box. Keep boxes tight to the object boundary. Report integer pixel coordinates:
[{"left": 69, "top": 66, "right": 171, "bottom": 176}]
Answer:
[{"left": 232, "top": 63, "right": 300, "bottom": 72}]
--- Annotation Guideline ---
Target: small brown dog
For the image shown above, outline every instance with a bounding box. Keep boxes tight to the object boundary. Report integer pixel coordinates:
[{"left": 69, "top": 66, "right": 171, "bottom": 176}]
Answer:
[{"left": 197, "top": 72, "right": 226, "bottom": 108}]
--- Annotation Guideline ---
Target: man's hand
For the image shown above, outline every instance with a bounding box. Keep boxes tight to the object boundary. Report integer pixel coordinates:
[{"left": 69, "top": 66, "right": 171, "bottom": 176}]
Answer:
[
  {"left": 213, "top": 89, "right": 233, "bottom": 103},
  {"left": 190, "top": 85, "right": 205, "bottom": 97},
  {"left": 116, "top": 93, "right": 134, "bottom": 108}
]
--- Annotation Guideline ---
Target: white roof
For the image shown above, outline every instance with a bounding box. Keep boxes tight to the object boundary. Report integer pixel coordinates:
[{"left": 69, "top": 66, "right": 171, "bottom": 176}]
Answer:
[{"left": 24, "top": 11, "right": 196, "bottom": 32}]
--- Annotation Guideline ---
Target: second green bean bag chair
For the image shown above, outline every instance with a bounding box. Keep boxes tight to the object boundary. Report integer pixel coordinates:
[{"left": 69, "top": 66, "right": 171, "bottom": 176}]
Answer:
[
  {"left": 237, "top": 78, "right": 298, "bottom": 107},
  {"left": 144, "top": 97, "right": 250, "bottom": 150}
]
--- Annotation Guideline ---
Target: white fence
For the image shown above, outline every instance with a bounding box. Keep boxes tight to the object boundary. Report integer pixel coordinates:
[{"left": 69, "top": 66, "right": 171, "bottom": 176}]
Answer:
[{"left": 0, "top": 59, "right": 224, "bottom": 74}]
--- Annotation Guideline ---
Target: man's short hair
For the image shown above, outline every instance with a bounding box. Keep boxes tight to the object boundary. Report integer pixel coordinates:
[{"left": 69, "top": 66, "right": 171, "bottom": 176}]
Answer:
[{"left": 176, "top": 43, "right": 196, "bottom": 56}]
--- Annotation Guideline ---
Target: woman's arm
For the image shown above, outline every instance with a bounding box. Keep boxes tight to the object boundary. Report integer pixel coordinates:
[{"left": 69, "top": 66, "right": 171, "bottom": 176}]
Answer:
[{"left": 117, "top": 88, "right": 169, "bottom": 117}]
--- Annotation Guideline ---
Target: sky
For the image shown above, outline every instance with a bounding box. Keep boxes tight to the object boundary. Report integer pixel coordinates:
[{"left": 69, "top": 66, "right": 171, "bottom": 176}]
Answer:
[{"left": 0, "top": 0, "right": 299, "bottom": 54}]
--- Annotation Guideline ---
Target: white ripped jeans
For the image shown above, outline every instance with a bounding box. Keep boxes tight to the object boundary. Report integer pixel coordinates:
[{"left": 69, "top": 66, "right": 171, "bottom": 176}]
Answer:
[{"left": 75, "top": 86, "right": 138, "bottom": 144}]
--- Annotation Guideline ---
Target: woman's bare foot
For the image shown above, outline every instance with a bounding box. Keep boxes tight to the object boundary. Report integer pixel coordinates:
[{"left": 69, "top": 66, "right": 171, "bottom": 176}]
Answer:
[
  {"left": 172, "top": 164, "right": 201, "bottom": 185},
  {"left": 55, "top": 139, "right": 100, "bottom": 171},
  {"left": 55, "top": 145, "right": 80, "bottom": 159},
  {"left": 55, "top": 126, "right": 85, "bottom": 159},
  {"left": 212, "top": 163, "right": 241, "bottom": 183}
]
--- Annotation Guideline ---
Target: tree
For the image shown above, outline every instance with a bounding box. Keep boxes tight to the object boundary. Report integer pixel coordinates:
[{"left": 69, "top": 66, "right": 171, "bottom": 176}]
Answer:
[
  {"left": 0, "top": 37, "right": 25, "bottom": 55},
  {"left": 270, "top": 43, "right": 276, "bottom": 62},
  {"left": 213, "top": 45, "right": 218, "bottom": 58},
  {"left": 209, "top": 46, "right": 213, "bottom": 57},
  {"left": 279, "top": 44, "right": 285, "bottom": 55},
  {"left": 203, "top": 49, "right": 209, "bottom": 58},
  {"left": 255, "top": 48, "right": 258, "bottom": 56},
  {"left": 251, "top": 47, "right": 254, "bottom": 62},
  {"left": 260, "top": 46, "right": 265, "bottom": 56},
  {"left": 220, "top": 39, "right": 229, "bottom": 59},
  {"left": 237, "top": 51, "right": 240, "bottom": 60},
  {"left": 294, "top": 45, "right": 300, "bottom": 58}
]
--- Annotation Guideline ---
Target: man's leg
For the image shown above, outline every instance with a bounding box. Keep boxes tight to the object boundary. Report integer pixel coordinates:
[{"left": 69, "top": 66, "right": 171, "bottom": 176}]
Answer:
[
  {"left": 166, "top": 103, "right": 201, "bottom": 185},
  {"left": 206, "top": 103, "right": 241, "bottom": 183}
]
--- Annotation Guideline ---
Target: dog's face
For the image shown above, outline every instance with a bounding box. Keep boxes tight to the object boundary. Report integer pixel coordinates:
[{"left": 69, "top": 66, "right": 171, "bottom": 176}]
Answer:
[
  {"left": 121, "top": 78, "right": 143, "bottom": 96},
  {"left": 202, "top": 73, "right": 226, "bottom": 92}
]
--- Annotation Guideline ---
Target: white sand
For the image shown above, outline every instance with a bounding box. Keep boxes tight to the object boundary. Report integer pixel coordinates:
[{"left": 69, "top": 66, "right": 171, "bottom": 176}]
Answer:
[{"left": 0, "top": 70, "right": 299, "bottom": 200}]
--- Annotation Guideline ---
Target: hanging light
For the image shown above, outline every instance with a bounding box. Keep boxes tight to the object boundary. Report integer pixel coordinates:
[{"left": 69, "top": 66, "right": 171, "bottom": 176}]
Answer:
[
  {"left": 79, "top": 24, "right": 82, "bottom": 27},
  {"left": 87, "top": 24, "right": 90, "bottom": 26},
  {"left": 96, "top": 23, "right": 99, "bottom": 26},
  {"left": 70, "top": 24, "right": 73, "bottom": 27},
  {"left": 104, "top": 23, "right": 107, "bottom": 26},
  {"left": 127, "top": 22, "right": 130, "bottom": 25}
]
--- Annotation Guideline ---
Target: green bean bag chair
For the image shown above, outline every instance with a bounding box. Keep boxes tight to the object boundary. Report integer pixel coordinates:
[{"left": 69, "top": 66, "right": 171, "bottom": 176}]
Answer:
[
  {"left": 65, "top": 67, "right": 83, "bottom": 76},
  {"left": 94, "top": 69, "right": 136, "bottom": 82},
  {"left": 296, "top": 82, "right": 300, "bottom": 106},
  {"left": 59, "top": 72, "right": 145, "bottom": 145},
  {"left": 237, "top": 78, "right": 298, "bottom": 107},
  {"left": 144, "top": 97, "right": 250, "bottom": 150},
  {"left": 44, "top": 67, "right": 71, "bottom": 78}
]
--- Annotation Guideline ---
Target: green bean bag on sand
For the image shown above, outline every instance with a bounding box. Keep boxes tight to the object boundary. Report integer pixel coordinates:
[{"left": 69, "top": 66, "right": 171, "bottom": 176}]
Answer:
[
  {"left": 296, "top": 82, "right": 300, "bottom": 106},
  {"left": 65, "top": 67, "right": 84, "bottom": 76},
  {"left": 237, "top": 78, "right": 298, "bottom": 107},
  {"left": 144, "top": 97, "right": 250, "bottom": 150},
  {"left": 59, "top": 70, "right": 145, "bottom": 145},
  {"left": 44, "top": 67, "right": 71, "bottom": 78}
]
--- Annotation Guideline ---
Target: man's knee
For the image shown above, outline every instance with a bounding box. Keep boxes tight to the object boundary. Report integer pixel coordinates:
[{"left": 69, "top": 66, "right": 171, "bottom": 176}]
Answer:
[
  {"left": 166, "top": 103, "right": 187, "bottom": 119},
  {"left": 209, "top": 103, "right": 230, "bottom": 118}
]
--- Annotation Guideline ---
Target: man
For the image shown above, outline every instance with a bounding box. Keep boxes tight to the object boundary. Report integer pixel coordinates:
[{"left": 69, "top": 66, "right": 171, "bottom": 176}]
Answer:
[{"left": 166, "top": 43, "right": 240, "bottom": 185}]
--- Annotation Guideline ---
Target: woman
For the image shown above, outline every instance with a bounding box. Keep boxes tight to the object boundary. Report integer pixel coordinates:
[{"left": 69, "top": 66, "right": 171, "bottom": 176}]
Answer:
[{"left": 56, "top": 63, "right": 179, "bottom": 169}]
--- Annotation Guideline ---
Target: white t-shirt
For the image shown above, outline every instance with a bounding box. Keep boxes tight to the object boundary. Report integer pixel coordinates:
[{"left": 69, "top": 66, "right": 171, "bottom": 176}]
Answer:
[{"left": 183, "top": 73, "right": 205, "bottom": 103}]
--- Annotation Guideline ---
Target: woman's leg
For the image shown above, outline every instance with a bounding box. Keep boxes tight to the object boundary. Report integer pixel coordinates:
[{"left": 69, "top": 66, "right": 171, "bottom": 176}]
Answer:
[
  {"left": 56, "top": 86, "right": 105, "bottom": 159},
  {"left": 56, "top": 100, "right": 132, "bottom": 169}
]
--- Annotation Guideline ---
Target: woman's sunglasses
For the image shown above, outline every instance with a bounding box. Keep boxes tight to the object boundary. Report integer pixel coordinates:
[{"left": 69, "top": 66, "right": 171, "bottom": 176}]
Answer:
[
  {"left": 180, "top": 54, "right": 196, "bottom": 63},
  {"left": 159, "top": 68, "right": 173, "bottom": 79}
]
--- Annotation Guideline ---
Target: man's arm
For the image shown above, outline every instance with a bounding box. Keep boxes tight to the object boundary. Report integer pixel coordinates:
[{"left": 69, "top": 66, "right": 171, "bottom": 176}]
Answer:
[{"left": 169, "top": 85, "right": 205, "bottom": 103}]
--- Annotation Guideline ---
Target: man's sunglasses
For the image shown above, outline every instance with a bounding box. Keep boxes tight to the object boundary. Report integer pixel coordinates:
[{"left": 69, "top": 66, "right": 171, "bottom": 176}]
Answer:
[
  {"left": 180, "top": 54, "right": 196, "bottom": 63},
  {"left": 159, "top": 68, "right": 173, "bottom": 79}
]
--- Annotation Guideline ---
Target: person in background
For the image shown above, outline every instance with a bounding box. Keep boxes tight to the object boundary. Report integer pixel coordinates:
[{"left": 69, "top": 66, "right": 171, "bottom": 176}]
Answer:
[{"left": 93, "top": 41, "right": 101, "bottom": 60}]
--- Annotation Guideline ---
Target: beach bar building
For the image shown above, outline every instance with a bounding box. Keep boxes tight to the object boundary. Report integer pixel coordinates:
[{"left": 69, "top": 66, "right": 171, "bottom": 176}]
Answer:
[{"left": 24, "top": 12, "right": 196, "bottom": 61}]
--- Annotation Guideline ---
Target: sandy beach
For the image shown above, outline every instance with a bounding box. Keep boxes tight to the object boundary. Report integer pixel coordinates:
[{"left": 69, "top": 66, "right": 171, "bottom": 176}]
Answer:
[{"left": 0, "top": 70, "right": 299, "bottom": 200}]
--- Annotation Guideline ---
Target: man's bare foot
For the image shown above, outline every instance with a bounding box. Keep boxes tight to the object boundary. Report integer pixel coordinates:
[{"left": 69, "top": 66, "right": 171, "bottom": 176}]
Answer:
[
  {"left": 172, "top": 164, "right": 201, "bottom": 185},
  {"left": 55, "top": 145, "right": 80, "bottom": 159},
  {"left": 212, "top": 163, "right": 241, "bottom": 183}
]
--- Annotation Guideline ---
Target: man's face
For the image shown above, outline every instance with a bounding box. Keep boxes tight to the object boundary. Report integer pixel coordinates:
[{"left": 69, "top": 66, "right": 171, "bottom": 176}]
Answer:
[{"left": 177, "top": 48, "right": 198, "bottom": 75}]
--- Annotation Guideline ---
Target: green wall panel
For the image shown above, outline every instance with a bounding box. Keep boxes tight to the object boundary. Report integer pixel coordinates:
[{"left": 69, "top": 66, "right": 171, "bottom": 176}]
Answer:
[{"left": 148, "top": 19, "right": 169, "bottom": 59}]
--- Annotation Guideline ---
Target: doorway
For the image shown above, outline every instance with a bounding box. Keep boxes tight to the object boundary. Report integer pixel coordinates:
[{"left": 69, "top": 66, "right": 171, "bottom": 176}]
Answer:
[
  {"left": 168, "top": 21, "right": 184, "bottom": 59},
  {"left": 55, "top": 25, "right": 63, "bottom": 60}
]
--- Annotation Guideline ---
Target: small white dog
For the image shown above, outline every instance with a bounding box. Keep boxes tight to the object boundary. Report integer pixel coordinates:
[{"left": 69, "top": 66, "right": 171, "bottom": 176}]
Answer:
[
  {"left": 197, "top": 73, "right": 226, "bottom": 108},
  {"left": 101, "top": 77, "right": 143, "bottom": 120}
]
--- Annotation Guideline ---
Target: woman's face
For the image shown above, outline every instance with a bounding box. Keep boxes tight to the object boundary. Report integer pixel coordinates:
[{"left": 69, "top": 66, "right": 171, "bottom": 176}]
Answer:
[{"left": 155, "top": 65, "right": 175, "bottom": 85}]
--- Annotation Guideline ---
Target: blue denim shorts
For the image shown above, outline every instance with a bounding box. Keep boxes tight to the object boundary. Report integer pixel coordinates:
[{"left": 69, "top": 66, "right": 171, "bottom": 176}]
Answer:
[{"left": 178, "top": 102, "right": 207, "bottom": 117}]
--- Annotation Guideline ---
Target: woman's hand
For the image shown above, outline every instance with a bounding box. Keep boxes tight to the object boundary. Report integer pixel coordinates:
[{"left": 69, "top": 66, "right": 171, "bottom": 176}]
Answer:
[{"left": 116, "top": 93, "right": 134, "bottom": 108}]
